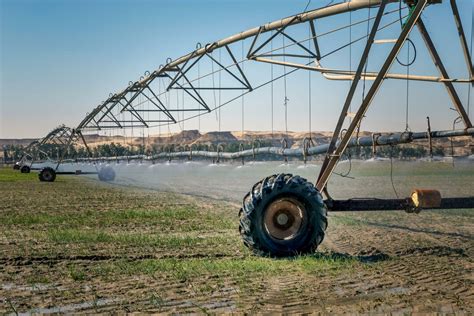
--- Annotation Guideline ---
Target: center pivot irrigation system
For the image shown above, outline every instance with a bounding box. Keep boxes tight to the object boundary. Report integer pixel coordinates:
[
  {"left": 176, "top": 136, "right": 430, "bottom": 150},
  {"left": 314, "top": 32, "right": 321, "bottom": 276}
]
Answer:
[{"left": 15, "top": 0, "right": 474, "bottom": 256}]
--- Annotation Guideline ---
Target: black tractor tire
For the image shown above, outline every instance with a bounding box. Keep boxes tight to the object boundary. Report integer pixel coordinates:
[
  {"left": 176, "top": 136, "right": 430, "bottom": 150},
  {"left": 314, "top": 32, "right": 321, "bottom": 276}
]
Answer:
[
  {"left": 98, "top": 166, "right": 116, "bottom": 182},
  {"left": 39, "top": 167, "right": 56, "bottom": 182},
  {"left": 20, "top": 165, "right": 31, "bottom": 173},
  {"left": 239, "top": 173, "right": 327, "bottom": 257}
]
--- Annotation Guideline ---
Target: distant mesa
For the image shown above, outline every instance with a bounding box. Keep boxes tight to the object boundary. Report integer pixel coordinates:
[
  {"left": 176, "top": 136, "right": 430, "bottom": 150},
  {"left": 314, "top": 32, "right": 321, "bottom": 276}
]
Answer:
[
  {"left": 195, "top": 131, "right": 238, "bottom": 145},
  {"left": 160, "top": 130, "right": 202, "bottom": 144}
]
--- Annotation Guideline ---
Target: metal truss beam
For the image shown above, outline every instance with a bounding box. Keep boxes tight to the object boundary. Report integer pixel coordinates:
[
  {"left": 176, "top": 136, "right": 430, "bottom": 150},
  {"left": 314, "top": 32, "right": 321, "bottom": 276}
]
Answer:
[
  {"left": 417, "top": 18, "right": 473, "bottom": 128},
  {"left": 316, "top": 0, "right": 428, "bottom": 192},
  {"left": 317, "top": 0, "right": 389, "bottom": 188},
  {"left": 254, "top": 57, "right": 473, "bottom": 83},
  {"left": 450, "top": 0, "right": 474, "bottom": 79}
]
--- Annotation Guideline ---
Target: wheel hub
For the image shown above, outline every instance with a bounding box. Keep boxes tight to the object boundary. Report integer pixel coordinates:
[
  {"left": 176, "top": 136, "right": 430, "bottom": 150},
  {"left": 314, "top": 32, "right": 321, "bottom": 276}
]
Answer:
[
  {"left": 264, "top": 197, "right": 305, "bottom": 240},
  {"left": 276, "top": 213, "right": 289, "bottom": 226}
]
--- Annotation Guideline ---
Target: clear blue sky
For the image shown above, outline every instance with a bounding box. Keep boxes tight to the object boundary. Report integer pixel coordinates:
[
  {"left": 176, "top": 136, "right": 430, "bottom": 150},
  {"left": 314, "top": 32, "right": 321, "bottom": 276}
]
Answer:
[{"left": 1, "top": 0, "right": 473, "bottom": 138}]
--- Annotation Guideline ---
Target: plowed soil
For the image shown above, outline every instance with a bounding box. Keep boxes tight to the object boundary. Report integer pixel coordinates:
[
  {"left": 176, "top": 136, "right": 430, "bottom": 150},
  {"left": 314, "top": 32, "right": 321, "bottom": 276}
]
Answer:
[{"left": 0, "top": 167, "right": 472, "bottom": 314}]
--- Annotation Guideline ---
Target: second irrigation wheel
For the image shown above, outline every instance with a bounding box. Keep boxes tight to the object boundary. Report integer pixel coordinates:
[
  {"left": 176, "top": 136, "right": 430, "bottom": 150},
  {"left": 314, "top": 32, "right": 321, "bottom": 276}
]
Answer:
[
  {"left": 39, "top": 167, "right": 56, "bottom": 182},
  {"left": 20, "top": 165, "right": 30, "bottom": 173},
  {"left": 239, "top": 173, "right": 327, "bottom": 257},
  {"left": 98, "top": 166, "right": 116, "bottom": 182}
]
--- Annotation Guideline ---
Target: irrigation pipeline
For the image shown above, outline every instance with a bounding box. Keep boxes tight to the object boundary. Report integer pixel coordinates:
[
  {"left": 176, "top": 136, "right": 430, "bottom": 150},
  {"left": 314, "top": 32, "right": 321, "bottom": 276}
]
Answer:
[{"left": 74, "top": 127, "right": 474, "bottom": 163}]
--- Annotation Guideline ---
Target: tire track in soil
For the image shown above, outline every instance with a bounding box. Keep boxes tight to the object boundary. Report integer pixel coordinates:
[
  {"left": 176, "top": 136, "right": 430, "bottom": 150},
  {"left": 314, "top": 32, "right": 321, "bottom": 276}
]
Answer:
[
  {"left": 83, "top": 277, "right": 241, "bottom": 313},
  {"left": 1, "top": 275, "right": 240, "bottom": 314},
  {"left": 314, "top": 214, "right": 474, "bottom": 313},
  {"left": 383, "top": 257, "right": 474, "bottom": 306},
  {"left": 323, "top": 216, "right": 471, "bottom": 258},
  {"left": 0, "top": 252, "right": 242, "bottom": 266}
]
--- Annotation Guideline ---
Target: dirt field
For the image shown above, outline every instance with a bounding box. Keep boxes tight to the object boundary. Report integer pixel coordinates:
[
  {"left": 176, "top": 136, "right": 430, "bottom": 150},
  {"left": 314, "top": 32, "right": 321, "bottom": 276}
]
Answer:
[{"left": 0, "top": 167, "right": 473, "bottom": 314}]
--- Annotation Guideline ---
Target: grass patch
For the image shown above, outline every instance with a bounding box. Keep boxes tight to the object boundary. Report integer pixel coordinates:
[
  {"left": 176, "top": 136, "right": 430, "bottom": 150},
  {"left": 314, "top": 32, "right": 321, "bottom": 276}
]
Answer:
[
  {"left": 48, "top": 229, "right": 112, "bottom": 243},
  {"left": 3, "top": 207, "right": 234, "bottom": 231},
  {"left": 0, "top": 167, "right": 37, "bottom": 182},
  {"left": 331, "top": 215, "right": 365, "bottom": 226},
  {"left": 68, "top": 264, "right": 87, "bottom": 281},
  {"left": 2, "top": 213, "right": 77, "bottom": 226},
  {"left": 93, "top": 255, "right": 357, "bottom": 282},
  {"left": 26, "top": 274, "right": 50, "bottom": 285},
  {"left": 45, "top": 228, "right": 236, "bottom": 249}
]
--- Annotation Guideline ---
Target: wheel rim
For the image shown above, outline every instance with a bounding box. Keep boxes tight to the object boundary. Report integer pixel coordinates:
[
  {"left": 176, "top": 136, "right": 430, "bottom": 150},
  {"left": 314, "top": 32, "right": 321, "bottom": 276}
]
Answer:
[{"left": 264, "top": 197, "right": 306, "bottom": 240}]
